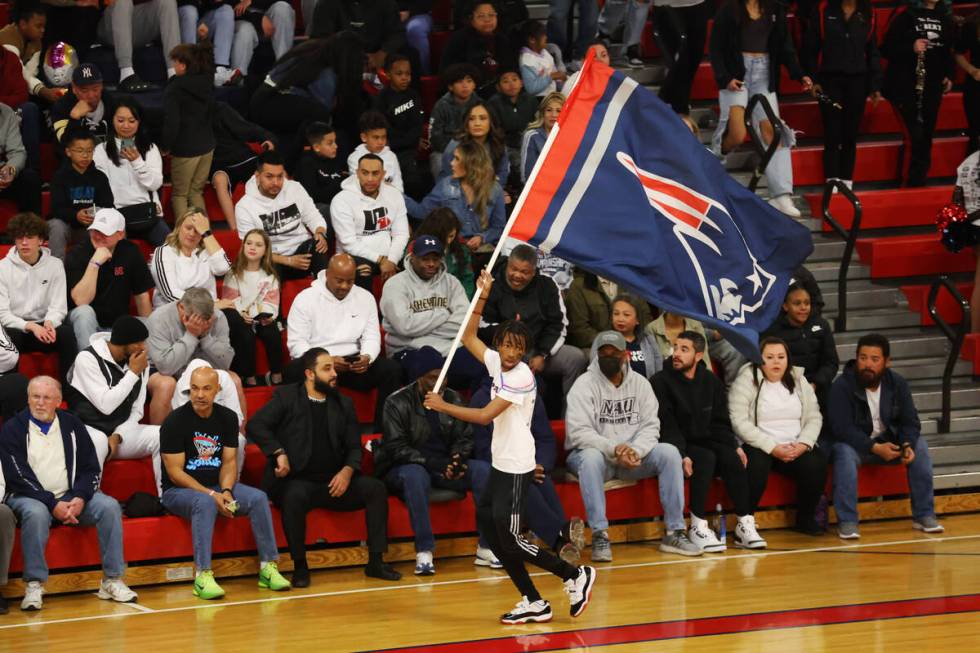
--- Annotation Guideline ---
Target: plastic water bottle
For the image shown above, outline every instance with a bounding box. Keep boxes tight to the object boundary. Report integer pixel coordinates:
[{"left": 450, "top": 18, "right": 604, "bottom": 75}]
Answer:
[{"left": 715, "top": 503, "right": 726, "bottom": 541}]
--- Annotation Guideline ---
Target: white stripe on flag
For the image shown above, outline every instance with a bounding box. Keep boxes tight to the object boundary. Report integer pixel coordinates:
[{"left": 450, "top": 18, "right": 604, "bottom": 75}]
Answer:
[{"left": 539, "top": 75, "right": 639, "bottom": 253}]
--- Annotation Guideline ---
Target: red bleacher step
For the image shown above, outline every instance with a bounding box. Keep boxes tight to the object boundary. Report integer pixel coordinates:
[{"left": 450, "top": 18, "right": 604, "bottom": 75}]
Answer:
[
  {"left": 855, "top": 233, "right": 975, "bottom": 278},
  {"left": 803, "top": 186, "right": 954, "bottom": 231},
  {"left": 792, "top": 137, "right": 967, "bottom": 186},
  {"left": 901, "top": 281, "right": 973, "bottom": 326},
  {"left": 781, "top": 93, "right": 966, "bottom": 139}
]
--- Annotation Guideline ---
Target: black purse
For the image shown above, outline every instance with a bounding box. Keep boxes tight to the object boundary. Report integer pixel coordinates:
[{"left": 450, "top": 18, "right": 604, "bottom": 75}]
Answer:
[{"left": 118, "top": 192, "right": 161, "bottom": 235}]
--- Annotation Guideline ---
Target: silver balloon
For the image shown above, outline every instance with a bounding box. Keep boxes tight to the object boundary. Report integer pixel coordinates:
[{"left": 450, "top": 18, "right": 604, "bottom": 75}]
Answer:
[{"left": 43, "top": 42, "right": 79, "bottom": 88}]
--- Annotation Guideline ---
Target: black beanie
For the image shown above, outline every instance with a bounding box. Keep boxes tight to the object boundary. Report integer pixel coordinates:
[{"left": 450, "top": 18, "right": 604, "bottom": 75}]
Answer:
[{"left": 110, "top": 316, "right": 149, "bottom": 346}]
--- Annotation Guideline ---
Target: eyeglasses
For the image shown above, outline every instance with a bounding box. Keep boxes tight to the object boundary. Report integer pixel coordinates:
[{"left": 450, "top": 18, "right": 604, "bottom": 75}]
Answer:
[
  {"left": 474, "top": 12, "right": 497, "bottom": 19},
  {"left": 68, "top": 148, "right": 94, "bottom": 155}
]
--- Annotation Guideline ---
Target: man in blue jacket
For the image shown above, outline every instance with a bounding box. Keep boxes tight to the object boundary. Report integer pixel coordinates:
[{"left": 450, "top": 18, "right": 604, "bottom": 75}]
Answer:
[
  {"left": 0, "top": 376, "right": 136, "bottom": 611},
  {"left": 829, "top": 333, "right": 943, "bottom": 539}
]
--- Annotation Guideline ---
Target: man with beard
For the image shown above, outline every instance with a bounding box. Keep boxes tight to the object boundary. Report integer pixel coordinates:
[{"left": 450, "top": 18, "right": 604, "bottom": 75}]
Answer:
[
  {"left": 828, "top": 333, "right": 943, "bottom": 539},
  {"left": 246, "top": 347, "right": 401, "bottom": 587}
]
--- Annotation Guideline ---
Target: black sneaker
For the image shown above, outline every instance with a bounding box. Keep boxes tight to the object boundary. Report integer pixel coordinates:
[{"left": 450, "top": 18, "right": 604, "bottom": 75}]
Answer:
[
  {"left": 500, "top": 596, "right": 553, "bottom": 624},
  {"left": 0, "top": 594, "right": 8, "bottom": 615},
  {"left": 291, "top": 567, "right": 311, "bottom": 588},
  {"left": 118, "top": 74, "right": 155, "bottom": 93},
  {"left": 563, "top": 565, "right": 596, "bottom": 618},
  {"left": 364, "top": 561, "right": 402, "bottom": 581}
]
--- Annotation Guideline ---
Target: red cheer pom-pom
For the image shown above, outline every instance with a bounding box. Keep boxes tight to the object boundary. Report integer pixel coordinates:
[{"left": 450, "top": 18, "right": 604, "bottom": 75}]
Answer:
[{"left": 936, "top": 202, "right": 968, "bottom": 233}]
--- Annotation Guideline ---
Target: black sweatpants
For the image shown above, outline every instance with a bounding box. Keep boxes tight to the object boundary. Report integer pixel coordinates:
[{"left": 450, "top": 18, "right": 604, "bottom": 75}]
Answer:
[
  {"left": 819, "top": 73, "right": 869, "bottom": 181},
  {"left": 744, "top": 444, "right": 829, "bottom": 524},
  {"left": 223, "top": 308, "right": 284, "bottom": 379},
  {"left": 891, "top": 84, "right": 943, "bottom": 187},
  {"left": 964, "top": 79, "right": 979, "bottom": 155},
  {"left": 477, "top": 468, "right": 578, "bottom": 603},
  {"left": 687, "top": 441, "right": 752, "bottom": 519},
  {"left": 654, "top": 1, "right": 710, "bottom": 115},
  {"left": 274, "top": 475, "right": 389, "bottom": 568},
  {"left": 8, "top": 324, "right": 77, "bottom": 383}
]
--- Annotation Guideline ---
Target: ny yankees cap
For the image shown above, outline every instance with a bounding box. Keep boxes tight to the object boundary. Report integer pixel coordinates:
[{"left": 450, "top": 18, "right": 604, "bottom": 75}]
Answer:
[
  {"left": 413, "top": 235, "right": 444, "bottom": 257},
  {"left": 73, "top": 63, "right": 103, "bottom": 86}
]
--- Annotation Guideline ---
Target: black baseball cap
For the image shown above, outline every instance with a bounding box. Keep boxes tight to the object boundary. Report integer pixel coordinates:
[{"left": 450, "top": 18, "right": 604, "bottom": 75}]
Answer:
[{"left": 73, "top": 63, "right": 103, "bottom": 86}]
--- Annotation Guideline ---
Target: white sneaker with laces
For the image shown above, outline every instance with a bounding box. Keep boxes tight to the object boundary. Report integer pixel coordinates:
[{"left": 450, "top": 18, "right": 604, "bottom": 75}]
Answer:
[
  {"left": 475, "top": 546, "right": 503, "bottom": 569},
  {"left": 734, "top": 515, "right": 767, "bottom": 549},
  {"left": 563, "top": 566, "right": 596, "bottom": 617},
  {"left": 97, "top": 577, "right": 138, "bottom": 603},
  {"left": 414, "top": 551, "right": 435, "bottom": 576},
  {"left": 768, "top": 194, "right": 802, "bottom": 217},
  {"left": 500, "top": 596, "right": 553, "bottom": 624},
  {"left": 21, "top": 581, "right": 44, "bottom": 611},
  {"left": 689, "top": 517, "right": 726, "bottom": 553}
]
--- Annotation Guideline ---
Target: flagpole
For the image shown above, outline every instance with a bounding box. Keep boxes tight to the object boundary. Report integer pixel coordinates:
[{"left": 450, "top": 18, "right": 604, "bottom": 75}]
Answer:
[{"left": 430, "top": 55, "right": 595, "bottom": 394}]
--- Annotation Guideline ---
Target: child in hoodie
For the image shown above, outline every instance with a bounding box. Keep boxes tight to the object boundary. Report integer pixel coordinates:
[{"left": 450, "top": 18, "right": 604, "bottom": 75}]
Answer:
[
  {"left": 48, "top": 130, "right": 115, "bottom": 260},
  {"left": 346, "top": 111, "right": 403, "bottom": 192},
  {"left": 293, "top": 122, "right": 345, "bottom": 216},
  {"left": 163, "top": 43, "right": 217, "bottom": 219},
  {"left": 0, "top": 212, "right": 75, "bottom": 380},
  {"left": 428, "top": 63, "right": 481, "bottom": 178}
]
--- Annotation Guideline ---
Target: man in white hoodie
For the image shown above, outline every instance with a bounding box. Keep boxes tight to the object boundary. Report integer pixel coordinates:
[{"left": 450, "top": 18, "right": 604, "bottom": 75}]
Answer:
[
  {"left": 286, "top": 254, "right": 402, "bottom": 431},
  {"left": 564, "top": 331, "right": 701, "bottom": 562},
  {"left": 0, "top": 212, "right": 75, "bottom": 380},
  {"left": 330, "top": 153, "right": 409, "bottom": 291},
  {"left": 380, "top": 235, "right": 485, "bottom": 389},
  {"left": 235, "top": 150, "right": 330, "bottom": 281}
]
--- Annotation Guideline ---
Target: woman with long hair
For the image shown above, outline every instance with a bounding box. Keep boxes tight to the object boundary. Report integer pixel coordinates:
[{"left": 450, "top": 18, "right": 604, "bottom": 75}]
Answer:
[
  {"left": 709, "top": 0, "right": 812, "bottom": 216},
  {"left": 407, "top": 140, "right": 506, "bottom": 251},
  {"left": 94, "top": 97, "right": 170, "bottom": 245},
  {"left": 150, "top": 208, "right": 231, "bottom": 308},
  {"left": 803, "top": 0, "right": 882, "bottom": 190},
  {"left": 411, "top": 207, "right": 476, "bottom": 298},
  {"left": 520, "top": 91, "right": 565, "bottom": 183},
  {"left": 590, "top": 294, "right": 663, "bottom": 380},
  {"left": 729, "top": 337, "right": 827, "bottom": 535},
  {"left": 440, "top": 102, "right": 510, "bottom": 186}
]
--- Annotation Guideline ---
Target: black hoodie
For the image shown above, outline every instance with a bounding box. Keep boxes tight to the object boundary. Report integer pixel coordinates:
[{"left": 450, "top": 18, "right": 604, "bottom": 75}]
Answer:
[
  {"left": 162, "top": 72, "right": 216, "bottom": 158},
  {"left": 372, "top": 85, "right": 425, "bottom": 154},
  {"left": 881, "top": 5, "right": 955, "bottom": 103},
  {"left": 479, "top": 267, "right": 567, "bottom": 360},
  {"left": 651, "top": 360, "right": 737, "bottom": 456}
]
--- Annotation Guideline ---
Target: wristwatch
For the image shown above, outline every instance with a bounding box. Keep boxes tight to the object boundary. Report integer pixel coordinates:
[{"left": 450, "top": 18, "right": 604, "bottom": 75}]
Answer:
[{"left": 201, "top": 229, "right": 213, "bottom": 239}]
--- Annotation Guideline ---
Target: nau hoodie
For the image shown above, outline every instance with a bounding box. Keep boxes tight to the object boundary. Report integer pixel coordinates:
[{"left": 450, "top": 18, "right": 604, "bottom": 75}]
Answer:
[
  {"left": 286, "top": 270, "right": 381, "bottom": 361},
  {"left": 330, "top": 174, "right": 410, "bottom": 264},
  {"left": 235, "top": 176, "right": 328, "bottom": 256},
  {"left": 565, "top": 353, "right": 662, "bottom": 461},
  {"left": 0, "top": 246, "right": 68, "bottom": 331},
  {"left": 380, "top": 258, "right": 469, "bottom": 356}
]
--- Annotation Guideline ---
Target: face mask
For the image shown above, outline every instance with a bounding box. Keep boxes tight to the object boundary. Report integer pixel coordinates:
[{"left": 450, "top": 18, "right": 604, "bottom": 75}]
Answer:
[{"left": 598, "top": 355, "right": 622, "bottom": 379}]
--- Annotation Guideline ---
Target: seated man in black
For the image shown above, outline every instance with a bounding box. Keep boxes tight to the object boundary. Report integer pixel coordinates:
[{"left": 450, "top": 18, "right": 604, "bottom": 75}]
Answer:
[{"left": 246, "top": 347, "right": 401, "bottom": 587}]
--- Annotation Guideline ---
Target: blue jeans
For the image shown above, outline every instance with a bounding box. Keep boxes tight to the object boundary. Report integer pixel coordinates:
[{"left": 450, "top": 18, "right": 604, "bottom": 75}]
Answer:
[
  {"left": 69, "top": 305, "right": 113, "bottom": 351},
  {"left": 712, "top": 53, "right": 796, "bottom": 197},
  {"left": 525, "top": 475, "right": 567, "bottom": 547},
  {"left": 547, "top": 0, "right": 599, "bottom": 59},
  {"left": 831, "top": 439, "right": 936, "bottom": 524},
  {"left": 161, "top": 483, "right": 279, "bottom": 570},
  {"left": 178, "top": 4, "right": 235, "bottom": 67},
  {"left": 232, "top": 1, "right": 295, "bottom": 74},
  {"left": 597, "top": 0, "right": 651, "bottom": 49},
  {"left": 7, "top": 492, "right": 126, "bottom": 583},
  {"left": 567, "top": 443, "right": 686, "bottom": 532},
  {"left": 387, "top": 459, "right": 490, "bottom": 552},
  {"left": 405, "top": 13, "right": 433, "bottom": 74}
]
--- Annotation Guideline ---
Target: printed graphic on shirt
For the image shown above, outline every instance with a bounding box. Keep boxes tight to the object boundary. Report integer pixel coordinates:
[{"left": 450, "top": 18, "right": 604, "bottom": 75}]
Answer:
[
  {"left": 598, "top": 396, "right": 639, "bottom": 425},
  {"left": 362, "top": 206, "right": 392, "bottom": 234},
  {"left": 259, "top": 203, "right": 302, "bottom": 236},
  {"left": 915, "top": 16, "right": 945, "bottom": 47},
  {"left": 69, "top": 186, "right": 96, "bottom": 206},
  {"left": 186, "top": 432, "right": 223, "bottom": 471},
  {"left": 408, "top": 295, "right": 450, "bottom": 313},
  {"left": 629, "top": 349, "right": 646, "bottom": 364},
  {"left": 393, "top": 99, "right": 416, "bottom": 115}
]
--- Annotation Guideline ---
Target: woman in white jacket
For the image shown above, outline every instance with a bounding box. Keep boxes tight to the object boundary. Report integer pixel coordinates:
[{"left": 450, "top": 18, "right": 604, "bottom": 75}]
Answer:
[
  {"left": 150, "top": 209, "right": 231, "bottom": 309},
  {"left": 94, "top": 98, "right": 171, "bottom": 246},
  {"left": 729, "top": 336, "right": 828, "bottom": 536}
]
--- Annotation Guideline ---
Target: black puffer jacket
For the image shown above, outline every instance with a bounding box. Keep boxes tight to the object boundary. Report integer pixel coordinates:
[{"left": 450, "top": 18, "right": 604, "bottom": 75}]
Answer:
[
  {"left": 376, "top": 382, "right": 473, "bottom": 479},
  {"left": 479, "top": 268, "right": 567, "bottom": 360},
  {"left": 762, "top": 313, "right": 839, "bottom": 401}
]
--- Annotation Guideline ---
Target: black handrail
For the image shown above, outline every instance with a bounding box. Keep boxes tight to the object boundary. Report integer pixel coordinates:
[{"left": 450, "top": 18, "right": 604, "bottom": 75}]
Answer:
[
  {"left": 744, "top": 94, "right": 782, "bottom": 193},
  {"left": 926, "top": 276, "right": 970, "bottom": 434},
  {"left": 820, "top": 180, "right": 863, "bottom": 333}
]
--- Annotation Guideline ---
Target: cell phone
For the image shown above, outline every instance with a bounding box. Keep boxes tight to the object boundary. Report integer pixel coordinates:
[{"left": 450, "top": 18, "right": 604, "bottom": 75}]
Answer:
[
  {"left": 253, "top": 312, "right": 273, "bottom": 321},
  {"left": 343, "top": 353, "right": 361, "bottom": 363},
  {"left": 120, "top": 137, "right": 136, "bottom": 149}
]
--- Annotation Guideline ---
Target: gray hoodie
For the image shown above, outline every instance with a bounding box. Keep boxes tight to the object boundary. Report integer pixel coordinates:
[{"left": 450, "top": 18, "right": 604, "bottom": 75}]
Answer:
[
  {"left": 147, "top": 302, "right": 234, "bottom": 376},
  {"left": 380, "top": 257, "right": 468, "bottom": 356},
  {"left": 565, "top": 353, "right": 662, "bottom": 460},
  {"left": 0, "top": 103, "right": 26, "bottom": 174}
]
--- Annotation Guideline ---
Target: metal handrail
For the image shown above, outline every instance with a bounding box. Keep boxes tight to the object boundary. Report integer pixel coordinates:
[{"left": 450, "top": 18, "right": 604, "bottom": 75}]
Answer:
[
  {"left": 820, "top": 180, "right": 863, "bottom": 333},
  {"left": 744, "top": 94, "right": 782, "bottom": 193},
  {"left": 926, "top": 276, "right": 970, "bottom": 434}
]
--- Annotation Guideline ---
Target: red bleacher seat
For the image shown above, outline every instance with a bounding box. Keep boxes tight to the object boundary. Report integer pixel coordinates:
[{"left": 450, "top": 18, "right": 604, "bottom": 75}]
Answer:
[
  {"left": 339, "top": 387, "right": 379, "bottom": 425},
  {"left": 18, "top": 352, "right": 59, "bottom": 379},
  {"left": 213, "top": 229, "right": 242, "bottom": 261},
  {"left": 781, "top": 93, "right": 967, "bottom": 139},
  {"left": 901, "top": 281, "right": 974, "bottom": 327},
  {"left": 792, "top": 136, "right": 967, "bottom": 186},
  {"left": 856, "top": 233, "right": 975, "bottom": 278},
  {"left": 280, "top": 278, "right": 309, "bottom": 317},
  {"left": 804, "top": 186, "right": 955, "bottom": 231}
]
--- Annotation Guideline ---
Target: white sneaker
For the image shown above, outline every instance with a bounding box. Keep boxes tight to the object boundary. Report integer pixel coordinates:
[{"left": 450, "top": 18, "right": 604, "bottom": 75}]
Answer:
[
  {"left": 21, "top": 580, "right": 44, "bottom": 611},
  {"left": 563, "top": 565, "right": 596, "bottom": 617},
  {"left": 414, "top": 551, "right": 435, "bottom": 576},
  {"left": 768, "top": 194, "right": 802, "bottom": 218},
  {"left": 213, "top": 66, "right": 242, "bottom": 87},
  {"left": 500, "top": 596, "right": 553, "bottom": 624},
  {"left": 97, "top": 577, "right": 138, "bottom": 603},
  {"left": 689, "top": 518, "right": 726, "bottom": 553},
  {"left": 475, "top": 546, "right": 503, "bottom": 569},
  {"left": 734, "top": 515, "right": 767, "bottom": 549}
]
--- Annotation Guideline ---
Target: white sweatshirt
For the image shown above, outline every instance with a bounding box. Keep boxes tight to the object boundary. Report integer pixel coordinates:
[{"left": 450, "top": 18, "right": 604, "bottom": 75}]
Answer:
[
  {"left": 235, "top": 176, "right": 327, "bottom": 256},
  {"left": 286, "top": 270, "right": 381, "bottom": 361},
  {"left": 0, "top": 246, "right": 68, "bottom": 330},
  {"left": 94, "top": 140, "right": 164, "bottom": 208},
  {"left": 346, "top": 144, "right": 404, "bottom": 192},
  {"left": 150, "top": 243, "right": 231, "bottom": 308},
  {"left": 330, "top": 175, "right": 410, "bottom": 264},
  {"left": 221, "top": 269, "right": 280, "bottom": 319},
  {"left": 171, "top": 358, "right": 244, "bottom": 425},
  {"left": 0, "top": 325, "right": 20, "bottom": 374}
]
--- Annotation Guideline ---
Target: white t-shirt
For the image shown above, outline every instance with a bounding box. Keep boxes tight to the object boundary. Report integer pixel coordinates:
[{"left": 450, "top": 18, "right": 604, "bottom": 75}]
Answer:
[
  {"left": 484, "top": 349, "right": 537, "bottom": 474},
  {"left": 757, "top": 380, "right": 803, "bottom": 445},
  {"left": 866, "top": 386, "right": 884, "bottom": 439}
]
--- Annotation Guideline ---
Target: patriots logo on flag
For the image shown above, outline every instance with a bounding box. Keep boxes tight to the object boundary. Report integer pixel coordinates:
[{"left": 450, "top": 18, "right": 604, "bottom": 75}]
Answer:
[{"left": 506, "top": 52, "right": 813, "bottom": 359}]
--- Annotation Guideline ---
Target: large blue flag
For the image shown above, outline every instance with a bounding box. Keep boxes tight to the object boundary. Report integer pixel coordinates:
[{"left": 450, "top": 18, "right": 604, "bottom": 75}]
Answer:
[{"left": 509, "top": 54, "right": 814, "bottom": 360}]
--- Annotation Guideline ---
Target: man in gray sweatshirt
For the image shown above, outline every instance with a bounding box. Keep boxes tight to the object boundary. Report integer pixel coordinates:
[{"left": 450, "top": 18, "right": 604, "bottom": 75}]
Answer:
[
  {"left": 147, "top": 287, "right": 234, "bottom": 378},
  {"left": 565, "top": 331, "right": 701, "bottom": 561}
]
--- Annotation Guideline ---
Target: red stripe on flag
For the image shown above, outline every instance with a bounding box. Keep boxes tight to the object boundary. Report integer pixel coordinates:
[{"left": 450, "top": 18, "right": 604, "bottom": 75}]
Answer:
[
  {"left": 509, "top": 58, "right": 616, "bottom": 243},
  {"left": 637, "top": 175, "right": 710, "bottom": 218}
]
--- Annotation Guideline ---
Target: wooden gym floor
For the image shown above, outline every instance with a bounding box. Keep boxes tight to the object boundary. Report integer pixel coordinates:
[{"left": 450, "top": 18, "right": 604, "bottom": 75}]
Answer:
[{"left": 3, "top": 513, "right": 980, "bottom": 652}]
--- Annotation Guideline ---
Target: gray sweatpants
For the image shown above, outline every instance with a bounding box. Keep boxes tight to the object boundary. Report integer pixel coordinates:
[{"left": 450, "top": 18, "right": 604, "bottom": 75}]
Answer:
[
  {"left": 543, "top": 343, "right": 588, "bottom": 395},
  {"left": 98, "top": 0, "right": 182, "bottom": 70},
  {"left": 0, "top": 502, "right": 14, "bottom": 586}
]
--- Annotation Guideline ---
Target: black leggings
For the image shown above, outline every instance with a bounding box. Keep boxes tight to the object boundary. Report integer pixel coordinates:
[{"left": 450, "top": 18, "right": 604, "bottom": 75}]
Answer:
[
  {"left": 890, "top": 84, "right": 943, "bottom": 187},
  {"left": 222, "top": 308, "right": 283, "bottom": 379},
  {"left": 819, "top": 72, "right": 869, "bottom": 181},
  {"left": 965, "top": 79, "right": 979, "bottom": 154},
  {"left": 654, "top": 1, "right": 710, "bottom": 115},
  {"left": 477, "top": 468, "right": 578, "bottom": 603},
  {"left": 744, "top": 444, "right": 828, "bottom": 524},
  {"left": 687, "top": 441, "right": 752, "bottom": 519}
]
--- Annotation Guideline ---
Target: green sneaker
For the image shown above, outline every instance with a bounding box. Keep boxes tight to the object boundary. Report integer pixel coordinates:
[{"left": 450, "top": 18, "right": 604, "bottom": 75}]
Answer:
[
  {"left": 193, "top": 570, "right": 225, "bottom": 600},
  {"left": 258, "top": 561, "right": 291, "bottom": 591}
]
